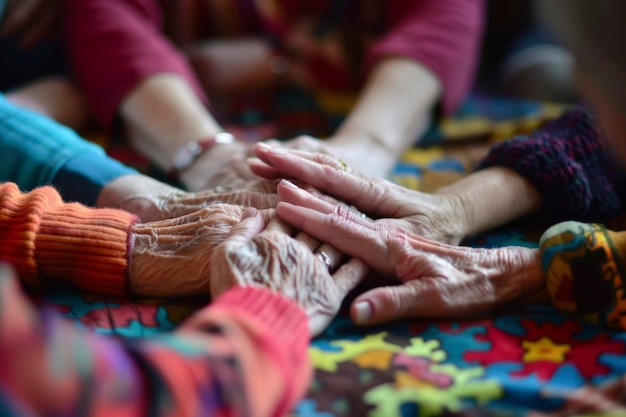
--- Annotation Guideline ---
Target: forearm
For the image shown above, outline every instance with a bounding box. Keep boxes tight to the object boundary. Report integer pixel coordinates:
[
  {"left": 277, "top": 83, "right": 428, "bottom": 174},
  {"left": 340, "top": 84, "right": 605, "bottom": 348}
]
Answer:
[
  {"left": 96, "top": 174, "right": 187, "bottom": 222},
  {"left": 435, "top": 167, "right": 542, "bottom": 240},
  {"left": 0, "top": 282, "right": 310, "bottom": 417},
  {"left": 5, "top": 77, "right": 89, "bottom": 131},
  {"left": 0, "top": 94, "right": 137, "bottom": 205},
  {"left": 330, "top": 57, "right": 440, "bottom": 160},
  {"left": 121, "top": 74, "right": 223, "bottom": 171},
  {"left": 367, "top": 0, "right": 484, "bottom": 115}
]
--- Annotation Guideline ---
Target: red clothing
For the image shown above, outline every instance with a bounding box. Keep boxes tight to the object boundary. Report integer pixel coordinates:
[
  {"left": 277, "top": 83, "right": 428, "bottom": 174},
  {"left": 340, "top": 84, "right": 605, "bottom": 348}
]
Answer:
[
  {"left": 65, "top": 0, "right": 484, "bottom": 128},
  {"left": 0, "top": 183, "right": 311, "bottom": 416}
]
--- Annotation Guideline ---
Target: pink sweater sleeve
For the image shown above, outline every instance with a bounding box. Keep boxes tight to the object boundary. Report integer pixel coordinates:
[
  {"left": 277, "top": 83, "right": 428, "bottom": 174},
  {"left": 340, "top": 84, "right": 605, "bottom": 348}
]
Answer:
[
  {"left": 366, "top": 0, "right": 485, "bottom": 115},
  {"left": 0, "top": 281, "right": 311, "bottom": 417}
]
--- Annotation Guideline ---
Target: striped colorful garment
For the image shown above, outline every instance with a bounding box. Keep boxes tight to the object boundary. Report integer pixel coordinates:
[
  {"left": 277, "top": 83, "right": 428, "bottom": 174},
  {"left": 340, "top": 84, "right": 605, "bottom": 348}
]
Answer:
[
  {"left": 0, "top": 183, "right": 311, "bottom": 417},
  {"left": 540, "top": 221, "right": 626, "bottom": 330}
]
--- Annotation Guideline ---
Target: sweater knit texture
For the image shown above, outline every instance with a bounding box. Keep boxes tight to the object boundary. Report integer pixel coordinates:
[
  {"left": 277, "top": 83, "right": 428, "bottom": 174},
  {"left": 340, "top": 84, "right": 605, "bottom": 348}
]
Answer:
[
  {"left": 0, "top": 182, "right": 311, "bottom": 416},
  {"left": 0, "top": 183, "right": 138, "bottom": 295},
  {"left": 479, "top": 107, "right": 626, "bottom": 225}
]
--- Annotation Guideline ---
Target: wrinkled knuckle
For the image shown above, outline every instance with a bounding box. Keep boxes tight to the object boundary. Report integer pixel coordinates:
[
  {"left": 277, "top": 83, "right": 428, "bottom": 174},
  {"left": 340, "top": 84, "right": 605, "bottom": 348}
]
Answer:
[
  {"left": 316, "top": 163, "right": 345, "bottom": 188},
  {"left": 326, "top": 212, "right": 348, "bottom": 230},
  {"left": 384, "top": 287, "right": 406, "bottom": 316},
  {"left": 361, "top": 179, "right": 382, "bottom": 200}
]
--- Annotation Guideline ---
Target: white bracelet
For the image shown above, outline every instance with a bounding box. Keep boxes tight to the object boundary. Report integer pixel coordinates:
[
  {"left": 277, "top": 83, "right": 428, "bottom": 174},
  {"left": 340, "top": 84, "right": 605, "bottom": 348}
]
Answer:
[{"left": 170, "top": 132, "right": 235, "bottom": 177}]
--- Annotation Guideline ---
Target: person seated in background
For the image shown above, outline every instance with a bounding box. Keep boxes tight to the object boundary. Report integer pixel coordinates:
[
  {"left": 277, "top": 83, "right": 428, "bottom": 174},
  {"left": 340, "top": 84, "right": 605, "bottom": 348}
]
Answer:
[
  {"left": 0, "top": 181, "right": 367, "bottom": 416},
  {"left": 0, "top": 0, "right": 88, "bottom": 131},
  {"left": 245, "top": 0, "right": 626, "bottom": 332},
  {"left": 63, "top": 0, "right": 484, "bottom": 190}
]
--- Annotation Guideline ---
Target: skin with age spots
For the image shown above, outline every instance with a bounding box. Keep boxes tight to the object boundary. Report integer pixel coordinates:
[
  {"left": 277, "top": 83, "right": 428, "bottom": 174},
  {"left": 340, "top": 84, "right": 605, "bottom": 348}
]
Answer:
[
  {"left": 248, "top": 145, "right": 546, "bottom": 325},
  {"left": 97, "top": 175, "right": 280, "bottom": 223},
  {"left": 210, "top": 208, "right": 369, "bottom": 335},
  {"left": 130, "top": 204, "right": 273, "bottom": 297},
  {"left": 249, "top": 144, "right": 468, "bottom": 245}
]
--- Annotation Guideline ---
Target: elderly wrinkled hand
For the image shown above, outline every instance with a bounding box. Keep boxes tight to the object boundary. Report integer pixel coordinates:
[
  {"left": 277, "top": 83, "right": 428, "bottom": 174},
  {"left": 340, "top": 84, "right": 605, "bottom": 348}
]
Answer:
[
  {"left": 210, "top": 208, "right": 369, "bottom": 335},
  {"left": 256, "top": 179, "right": 547, "bottom": 325},
  {"left": 179, "top": 140, "right": 259, "bottom": 191},
  {"left": 265, "top": 134, "right": 396, "bottom": 179},
  {"left": 249, "top": 144, "right": 467, "bottom": 245},
  {"left": 98, "top": 175, "right": 279, "bottom": 223},
  {"left": 129, "top": 204, "right": 273, "bottom": 297}
]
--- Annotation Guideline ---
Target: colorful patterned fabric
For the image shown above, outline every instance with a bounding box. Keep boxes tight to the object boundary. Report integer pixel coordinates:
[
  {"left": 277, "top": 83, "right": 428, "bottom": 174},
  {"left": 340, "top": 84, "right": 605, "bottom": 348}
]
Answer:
[
  {"left": 0, "top": 183, "right": 311, "bottom": 417},
  {"left": 0, "top": 281, "right": 311, "bottom": 417},
  {"left": 37, "top": 95, "right": 626, "bottom": 416}
]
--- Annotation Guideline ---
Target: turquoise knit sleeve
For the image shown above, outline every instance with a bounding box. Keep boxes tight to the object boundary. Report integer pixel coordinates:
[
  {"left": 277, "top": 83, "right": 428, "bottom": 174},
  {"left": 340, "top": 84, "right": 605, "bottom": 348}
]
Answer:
[
  {"left": 0, "top": 0, "right": 6, "bottom": 23},
  {"left": 0, "top": 94, "right": 137, "bottom": 204}
]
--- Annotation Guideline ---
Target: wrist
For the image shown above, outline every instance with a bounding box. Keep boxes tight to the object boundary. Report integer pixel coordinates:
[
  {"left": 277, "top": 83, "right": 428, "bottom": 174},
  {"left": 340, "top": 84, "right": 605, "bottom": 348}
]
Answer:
[
  {"left": 170, "top": 132, "right": 236, "bottom": 179},
  {"left": 329, "top": 129, "right": 397, "bottom": 156},
  {"left": 97, "top": 175, "right": 183, "bottom": 222}
]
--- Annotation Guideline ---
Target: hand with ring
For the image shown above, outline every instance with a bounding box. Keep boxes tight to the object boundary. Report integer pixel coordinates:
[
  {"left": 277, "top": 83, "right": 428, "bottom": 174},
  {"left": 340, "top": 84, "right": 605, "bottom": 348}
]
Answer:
[
  {"left": 210, "top": 208, "right": 369, "bottom": 335},
  {"left": 248, "top": 144, "right": 467, "bottom": 245},
  {"left": 268, "top": 180, "right": 545, "bottom": 325}
]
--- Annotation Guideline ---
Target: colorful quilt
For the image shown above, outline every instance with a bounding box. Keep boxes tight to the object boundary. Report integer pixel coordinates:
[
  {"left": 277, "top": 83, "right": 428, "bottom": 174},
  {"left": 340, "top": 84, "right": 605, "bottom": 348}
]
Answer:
[{"left": 46, "top": 95, "right": 626, "bottom": 417}]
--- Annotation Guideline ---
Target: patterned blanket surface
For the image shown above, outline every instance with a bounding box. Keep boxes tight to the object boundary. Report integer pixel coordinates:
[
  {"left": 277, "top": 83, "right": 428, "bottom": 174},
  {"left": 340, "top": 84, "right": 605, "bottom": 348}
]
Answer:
[{"left": 47, "top": 95, "right": 626, "bottom": 417}]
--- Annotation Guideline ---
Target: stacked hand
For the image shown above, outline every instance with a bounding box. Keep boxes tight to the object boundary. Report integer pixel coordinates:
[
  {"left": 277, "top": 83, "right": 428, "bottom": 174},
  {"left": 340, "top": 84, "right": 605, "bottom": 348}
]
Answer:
[
  {"left": 210, "top": 208, "right": 369, "bottom": 335},
  {"left": 265, "top": 134, "right": 397, "bottom": 179},
  {"left": 248, "top": 145, "right": 547, "bottom": 325},
  {"left": 249, "top": 144, "right": 467, "bottom": 245},
  {"left": 98, "top": 175, "right": 279, "bottom": 223},
  {"left": 129, "top": 204, "right": 265, "bottom": 297},
  {"left": 179, "top": 141, "right": 260, "bottom": 191}
]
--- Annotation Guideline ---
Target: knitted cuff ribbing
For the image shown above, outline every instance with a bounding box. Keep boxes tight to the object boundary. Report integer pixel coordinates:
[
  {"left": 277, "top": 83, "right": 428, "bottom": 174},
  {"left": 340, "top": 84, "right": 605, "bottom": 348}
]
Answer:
[
  {"left": 37, "top": 202, "right": 138, "bottom": 295},
  {"left": 0, "top": 184, "right": 138, "bottom": 295},
  {"left": 479, "top": 107, "right": 625, "bottom": 224}
]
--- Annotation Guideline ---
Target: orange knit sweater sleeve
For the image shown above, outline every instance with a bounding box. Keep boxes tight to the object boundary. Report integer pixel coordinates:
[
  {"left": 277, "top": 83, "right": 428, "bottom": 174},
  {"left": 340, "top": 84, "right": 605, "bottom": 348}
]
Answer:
[{"left": 0, "top": 182, "right": 139, "bottom": 295}]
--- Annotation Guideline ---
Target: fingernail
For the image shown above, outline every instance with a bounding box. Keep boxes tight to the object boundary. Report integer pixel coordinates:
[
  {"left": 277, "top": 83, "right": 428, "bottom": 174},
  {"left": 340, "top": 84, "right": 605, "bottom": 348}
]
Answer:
[
  {"left": 354, "top": 301, "right": 373, "bottom": 324},
  {"left": 280, "top": 179, "right": 299, "bottom": 189},
  {"left": 257, "top": 142, "right": 272, "bottom": 149}
]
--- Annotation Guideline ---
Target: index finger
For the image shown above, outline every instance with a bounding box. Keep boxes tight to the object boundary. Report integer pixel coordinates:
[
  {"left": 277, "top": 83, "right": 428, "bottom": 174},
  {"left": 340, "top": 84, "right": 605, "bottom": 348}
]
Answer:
[
  {"left": 253, "top": 144, "right": 388, "bottom": 213},
  {"left": 276, "top": 202, "right": 394, "bottom": 275}
]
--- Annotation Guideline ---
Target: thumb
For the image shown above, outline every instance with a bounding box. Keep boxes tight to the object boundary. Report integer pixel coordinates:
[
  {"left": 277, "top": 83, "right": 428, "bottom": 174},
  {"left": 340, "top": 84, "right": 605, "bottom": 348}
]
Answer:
[
  {"left": 211, "top": 208, "right": 264, "bottom": 297},
  {"left": 221, "top": 207, "right": 264, "bottom": 249},
  {"left": 350, "top": 282, "right": 431, "bottom": 325}
]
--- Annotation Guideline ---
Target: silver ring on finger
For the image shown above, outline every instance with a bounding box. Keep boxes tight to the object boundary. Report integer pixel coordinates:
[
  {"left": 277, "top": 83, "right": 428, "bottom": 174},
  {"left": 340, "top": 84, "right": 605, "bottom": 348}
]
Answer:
[{"left": 317, "top": 250, "right": 333, "bottom": 273}]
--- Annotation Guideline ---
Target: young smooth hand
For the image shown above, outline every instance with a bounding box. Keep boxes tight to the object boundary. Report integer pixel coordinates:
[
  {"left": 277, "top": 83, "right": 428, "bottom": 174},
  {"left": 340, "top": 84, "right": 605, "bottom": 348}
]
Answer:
[
  {"left": 210, "top": 208, "right": 369, "bottom": 336},
  {"left": 264, "top": 179, "right": 547, "bottom": 326},
  {"left": 249, "top": 144, "right": 467, "bottom": 244}
]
